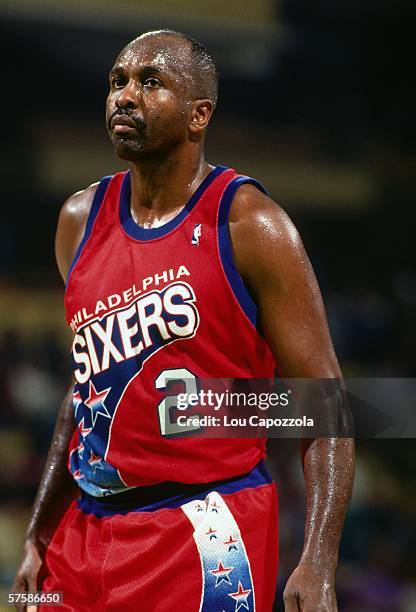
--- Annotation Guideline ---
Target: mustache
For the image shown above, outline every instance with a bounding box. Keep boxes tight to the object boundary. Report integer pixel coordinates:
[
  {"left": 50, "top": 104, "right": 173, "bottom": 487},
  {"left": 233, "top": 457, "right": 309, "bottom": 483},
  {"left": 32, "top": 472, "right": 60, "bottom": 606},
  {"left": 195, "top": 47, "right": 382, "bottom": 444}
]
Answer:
[{"left": 108, "top": 109, "right": 146, "bottom": 131}]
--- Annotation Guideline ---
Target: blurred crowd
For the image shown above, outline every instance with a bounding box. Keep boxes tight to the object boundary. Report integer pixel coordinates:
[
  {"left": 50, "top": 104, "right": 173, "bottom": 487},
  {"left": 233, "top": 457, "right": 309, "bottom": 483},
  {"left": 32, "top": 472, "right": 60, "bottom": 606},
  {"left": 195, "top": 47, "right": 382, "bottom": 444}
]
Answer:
[
  {"left": 0, "top": 329, "right": 68, "bottom": 589},
  {"left": 269, "top": 436, "right": 416, "bottom": 611}
]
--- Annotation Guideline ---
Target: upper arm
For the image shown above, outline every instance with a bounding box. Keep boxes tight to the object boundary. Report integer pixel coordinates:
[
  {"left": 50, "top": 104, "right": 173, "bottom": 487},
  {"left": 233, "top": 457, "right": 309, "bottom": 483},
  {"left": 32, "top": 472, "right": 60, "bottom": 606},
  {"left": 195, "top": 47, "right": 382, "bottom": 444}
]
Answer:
[
  {"left": 229, "top": 184, "right": 341, "bottom": 378},
  {"left": 55, "top": 183, "right": 99, "bottom": 283}
]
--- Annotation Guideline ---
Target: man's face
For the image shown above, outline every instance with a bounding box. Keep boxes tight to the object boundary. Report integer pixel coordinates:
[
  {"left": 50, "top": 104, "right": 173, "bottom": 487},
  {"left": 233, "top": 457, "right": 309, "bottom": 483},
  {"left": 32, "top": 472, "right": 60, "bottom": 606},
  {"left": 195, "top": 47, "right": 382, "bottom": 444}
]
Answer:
[{"left": 106, "top": 34, "right": 194, "bottom": 161}]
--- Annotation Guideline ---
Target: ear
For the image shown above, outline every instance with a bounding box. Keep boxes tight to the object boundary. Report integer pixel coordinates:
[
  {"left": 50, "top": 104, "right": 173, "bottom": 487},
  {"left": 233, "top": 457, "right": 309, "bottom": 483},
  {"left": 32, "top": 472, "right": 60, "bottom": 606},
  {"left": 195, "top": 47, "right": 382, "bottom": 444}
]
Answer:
[{"left": 189, "top": 99, "right": 214, "bottom": 137}]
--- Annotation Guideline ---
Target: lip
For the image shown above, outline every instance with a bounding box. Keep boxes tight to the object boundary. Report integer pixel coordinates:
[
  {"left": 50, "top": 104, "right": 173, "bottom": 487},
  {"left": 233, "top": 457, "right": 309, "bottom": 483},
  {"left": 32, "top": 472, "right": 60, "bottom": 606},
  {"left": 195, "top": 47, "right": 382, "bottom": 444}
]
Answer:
[{"left": 111, "top": 115, "right": 137, "bottom": 131}]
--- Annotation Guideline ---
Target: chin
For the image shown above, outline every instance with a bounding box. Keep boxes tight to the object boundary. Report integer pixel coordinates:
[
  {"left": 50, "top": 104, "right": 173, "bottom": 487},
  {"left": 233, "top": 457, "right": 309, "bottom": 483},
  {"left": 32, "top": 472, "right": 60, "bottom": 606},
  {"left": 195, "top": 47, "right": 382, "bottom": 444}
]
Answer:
[{"left": 113, "top": 139, "right": 148, "bottom": 161}]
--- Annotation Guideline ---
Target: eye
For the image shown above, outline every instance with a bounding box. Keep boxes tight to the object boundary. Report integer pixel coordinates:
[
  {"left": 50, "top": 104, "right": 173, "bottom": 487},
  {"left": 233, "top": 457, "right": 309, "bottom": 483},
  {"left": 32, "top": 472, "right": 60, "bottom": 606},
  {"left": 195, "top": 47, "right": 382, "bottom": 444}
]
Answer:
[
  {"left": 143, "top": 77, "right": 162, "bottom": 88},
  {"left": 110, "top": 76, "right": 125, "bottom": 88}
]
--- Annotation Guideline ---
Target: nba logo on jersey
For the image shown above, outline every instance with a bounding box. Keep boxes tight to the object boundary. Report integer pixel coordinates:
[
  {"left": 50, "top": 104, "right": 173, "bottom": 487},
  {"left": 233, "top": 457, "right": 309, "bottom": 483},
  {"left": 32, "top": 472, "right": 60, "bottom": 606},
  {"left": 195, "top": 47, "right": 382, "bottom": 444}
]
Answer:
[{"left": 192, "top": 223, "right": 202, "bottom": 245}]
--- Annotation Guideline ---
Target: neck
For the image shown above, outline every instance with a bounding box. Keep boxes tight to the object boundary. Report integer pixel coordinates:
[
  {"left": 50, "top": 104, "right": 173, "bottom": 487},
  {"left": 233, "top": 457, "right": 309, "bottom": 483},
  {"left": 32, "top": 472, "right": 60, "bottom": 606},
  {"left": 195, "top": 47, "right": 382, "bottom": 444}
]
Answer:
[{"left": 127, "top": 144, "right": 211, "bottom": 228}]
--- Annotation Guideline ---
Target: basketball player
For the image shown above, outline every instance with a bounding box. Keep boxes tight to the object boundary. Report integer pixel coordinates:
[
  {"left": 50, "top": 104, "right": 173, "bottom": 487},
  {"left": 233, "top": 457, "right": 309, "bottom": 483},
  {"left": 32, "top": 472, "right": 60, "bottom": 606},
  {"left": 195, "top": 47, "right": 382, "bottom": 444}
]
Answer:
[{"left": 13, "top": 30, "right": 354, "bottom": 611}]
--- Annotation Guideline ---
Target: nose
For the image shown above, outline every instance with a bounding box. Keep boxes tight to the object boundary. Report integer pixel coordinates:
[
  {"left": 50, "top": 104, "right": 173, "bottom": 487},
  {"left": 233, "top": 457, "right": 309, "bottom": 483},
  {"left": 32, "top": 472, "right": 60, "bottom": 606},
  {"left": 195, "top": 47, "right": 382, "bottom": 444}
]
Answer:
[{"left": 115, "top": 79, "right": 140, "bottom": 110}]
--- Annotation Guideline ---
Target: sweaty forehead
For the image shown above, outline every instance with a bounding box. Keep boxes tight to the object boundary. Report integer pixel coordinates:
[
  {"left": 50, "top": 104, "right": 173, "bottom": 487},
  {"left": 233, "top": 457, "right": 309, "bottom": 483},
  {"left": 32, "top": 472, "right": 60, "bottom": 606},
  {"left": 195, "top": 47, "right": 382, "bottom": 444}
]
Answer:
[{"left": 114, "top": 35, "right": 192, "bottom": 77}]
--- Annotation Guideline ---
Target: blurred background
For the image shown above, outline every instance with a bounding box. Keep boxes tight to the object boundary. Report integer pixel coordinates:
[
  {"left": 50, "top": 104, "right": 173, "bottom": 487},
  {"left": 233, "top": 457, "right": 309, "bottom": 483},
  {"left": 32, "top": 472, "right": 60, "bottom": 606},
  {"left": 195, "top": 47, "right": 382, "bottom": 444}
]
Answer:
[{"left": 0, "top": 0, "right": 415, "bottom": 610}]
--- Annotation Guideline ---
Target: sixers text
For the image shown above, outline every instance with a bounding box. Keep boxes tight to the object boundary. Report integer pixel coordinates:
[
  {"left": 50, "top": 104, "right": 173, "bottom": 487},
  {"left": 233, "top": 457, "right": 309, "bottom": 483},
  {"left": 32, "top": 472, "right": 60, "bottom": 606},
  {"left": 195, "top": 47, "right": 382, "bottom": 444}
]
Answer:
[{"left": 72, "top": 278, "right": 199, "bottom": 384}]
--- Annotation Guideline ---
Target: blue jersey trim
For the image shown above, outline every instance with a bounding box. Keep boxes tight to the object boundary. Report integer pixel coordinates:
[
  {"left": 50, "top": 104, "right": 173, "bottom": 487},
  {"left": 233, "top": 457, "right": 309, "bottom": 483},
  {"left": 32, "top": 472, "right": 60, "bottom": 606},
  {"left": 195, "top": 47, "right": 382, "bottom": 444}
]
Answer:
[
  {"left": 77, "top": 460, "right": 273, "bottom": 518},
  {"left": 217, "top": 176, "right": 269, "bottom": 327},
  {"left": 119, "top": 165, "right": 227, "bottom": 241},
  {"left": 66, "top": 176, "right": 113, "bottom": 286}
]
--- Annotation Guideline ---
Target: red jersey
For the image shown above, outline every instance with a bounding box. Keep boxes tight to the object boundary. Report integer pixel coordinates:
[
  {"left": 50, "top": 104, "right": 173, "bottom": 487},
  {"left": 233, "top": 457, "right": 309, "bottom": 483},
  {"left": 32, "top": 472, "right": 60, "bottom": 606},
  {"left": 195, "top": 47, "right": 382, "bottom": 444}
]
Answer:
[{"left": 66, "top": 166, "right": 276, "bottom": 496}]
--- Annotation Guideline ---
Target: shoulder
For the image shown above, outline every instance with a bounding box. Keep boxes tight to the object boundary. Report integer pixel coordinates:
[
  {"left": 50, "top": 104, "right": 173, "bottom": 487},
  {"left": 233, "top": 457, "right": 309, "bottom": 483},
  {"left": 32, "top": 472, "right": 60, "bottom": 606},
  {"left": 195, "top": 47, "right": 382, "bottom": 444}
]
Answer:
[
  {"left": 229, "top": 183, "right": 306, "bottom": 289},
  {"left": 58, "top": 182, "right": 99, "bottom": 235},
  {"left": 229, "top": 183, "right": 300, "bottom": 241},
  {"left": 55, "top": 181, "right": 100, "bottom": 283}
]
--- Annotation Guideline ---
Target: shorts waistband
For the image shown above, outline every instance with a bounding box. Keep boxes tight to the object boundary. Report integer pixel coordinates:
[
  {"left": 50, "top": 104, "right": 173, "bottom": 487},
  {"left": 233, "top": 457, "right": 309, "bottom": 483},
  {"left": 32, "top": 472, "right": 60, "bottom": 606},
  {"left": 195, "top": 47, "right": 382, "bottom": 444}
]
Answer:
[{"left": 77, "top": 460, "right": 273, "bottom": 518}]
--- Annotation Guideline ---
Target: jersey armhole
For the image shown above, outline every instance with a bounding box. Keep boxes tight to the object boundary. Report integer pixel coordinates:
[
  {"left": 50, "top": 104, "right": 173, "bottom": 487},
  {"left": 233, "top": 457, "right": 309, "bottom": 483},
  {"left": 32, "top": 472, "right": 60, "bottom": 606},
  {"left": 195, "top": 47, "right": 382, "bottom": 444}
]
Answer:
[
  {"left": 217, "top": 176, "right": 269, "bottom": 327},
  {"left": 66, "top": 175, "right": 113, "bottom": 287}
]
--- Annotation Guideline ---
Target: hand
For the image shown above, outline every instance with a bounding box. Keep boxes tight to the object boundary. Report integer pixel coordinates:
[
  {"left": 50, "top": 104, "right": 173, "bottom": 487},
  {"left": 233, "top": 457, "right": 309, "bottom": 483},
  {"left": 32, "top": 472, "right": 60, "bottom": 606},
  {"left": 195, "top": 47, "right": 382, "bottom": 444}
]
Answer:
[
  {"left": 12, "top": 540, "right": 43, "bottom": 612},
  {"left": 283, "top": 561, "right": 337, "bottom": 612}
]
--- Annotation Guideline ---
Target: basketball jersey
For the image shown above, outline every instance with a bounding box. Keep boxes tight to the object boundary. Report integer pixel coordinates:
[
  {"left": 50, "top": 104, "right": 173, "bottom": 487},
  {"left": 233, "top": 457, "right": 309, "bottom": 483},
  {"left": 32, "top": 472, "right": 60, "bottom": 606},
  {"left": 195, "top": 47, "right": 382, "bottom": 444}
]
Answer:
[{"left": 65, "top": 166, "right": 276, "bottom": 496}]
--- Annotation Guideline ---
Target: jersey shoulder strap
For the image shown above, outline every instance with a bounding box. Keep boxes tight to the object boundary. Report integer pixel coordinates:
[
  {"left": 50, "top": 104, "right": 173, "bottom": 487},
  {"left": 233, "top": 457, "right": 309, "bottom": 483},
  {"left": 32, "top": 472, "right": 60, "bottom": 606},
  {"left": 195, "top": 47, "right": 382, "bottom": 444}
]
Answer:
[
  {"left": 66, "top": 174, "right": 115, "bottom": 285},
  {"left": 217, "top": 174, "right": 269, "bottom": 327}
]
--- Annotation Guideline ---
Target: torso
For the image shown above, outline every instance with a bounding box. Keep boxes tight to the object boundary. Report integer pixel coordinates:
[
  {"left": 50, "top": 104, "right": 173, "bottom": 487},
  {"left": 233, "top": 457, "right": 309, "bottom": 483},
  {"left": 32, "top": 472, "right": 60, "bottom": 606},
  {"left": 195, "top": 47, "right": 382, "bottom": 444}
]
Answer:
[{"left": 62, "top": 166, "right": 276, "bottom": 496}]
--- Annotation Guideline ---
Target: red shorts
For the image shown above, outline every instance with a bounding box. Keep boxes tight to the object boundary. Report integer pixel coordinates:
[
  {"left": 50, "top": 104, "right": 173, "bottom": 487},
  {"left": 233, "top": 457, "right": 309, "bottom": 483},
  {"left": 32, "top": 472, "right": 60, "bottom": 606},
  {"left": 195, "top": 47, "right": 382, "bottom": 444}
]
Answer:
[{"left": 41, "top": 462, "right": 278, "bottom": 611}]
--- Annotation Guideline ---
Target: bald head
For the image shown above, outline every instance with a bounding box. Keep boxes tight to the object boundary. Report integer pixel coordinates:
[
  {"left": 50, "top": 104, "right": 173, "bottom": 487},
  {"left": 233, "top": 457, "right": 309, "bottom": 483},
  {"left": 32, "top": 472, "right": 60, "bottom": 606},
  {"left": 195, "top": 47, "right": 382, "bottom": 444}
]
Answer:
[
  {"left": 123, "top": 29, "right": 219, "bottom": 108},
  {"left": 107, "top": 30, "right": 217, "bottom": 160}
]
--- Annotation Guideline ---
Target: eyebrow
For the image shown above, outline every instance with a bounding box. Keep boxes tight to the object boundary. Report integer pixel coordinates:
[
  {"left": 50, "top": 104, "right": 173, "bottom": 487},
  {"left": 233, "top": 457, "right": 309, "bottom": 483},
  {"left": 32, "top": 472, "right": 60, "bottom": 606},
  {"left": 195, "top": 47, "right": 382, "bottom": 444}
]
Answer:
[{"left": 109, "top": 64, "right": 173, "bottom": 78}]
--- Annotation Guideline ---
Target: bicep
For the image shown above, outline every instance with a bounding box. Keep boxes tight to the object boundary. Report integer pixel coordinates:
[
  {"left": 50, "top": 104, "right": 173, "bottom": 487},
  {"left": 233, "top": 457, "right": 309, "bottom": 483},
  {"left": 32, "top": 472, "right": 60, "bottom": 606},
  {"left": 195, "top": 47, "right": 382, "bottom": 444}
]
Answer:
[
  {"left": 257, "top": 239, "right": 340, "bottom": 378},
  {"left": 231, "top": 192, "right": 340, "bottom": 378}
]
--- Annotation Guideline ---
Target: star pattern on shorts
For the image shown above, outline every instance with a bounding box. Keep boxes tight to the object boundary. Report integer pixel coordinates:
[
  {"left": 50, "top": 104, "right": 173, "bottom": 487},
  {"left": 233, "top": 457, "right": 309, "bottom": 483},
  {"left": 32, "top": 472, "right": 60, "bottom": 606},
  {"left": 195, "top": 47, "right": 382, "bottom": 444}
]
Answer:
[
  {"left": 228, "top": 581, "right": 252, "bottom": 611},
  {"left": 209, "top": 560, "right": 234, "bottom": 587},
  {"left": 206, "top": 527, "right": 218, "bottom": 541},
  {"left": 224, "top": 535, "right": 239, "bottom": 552}
]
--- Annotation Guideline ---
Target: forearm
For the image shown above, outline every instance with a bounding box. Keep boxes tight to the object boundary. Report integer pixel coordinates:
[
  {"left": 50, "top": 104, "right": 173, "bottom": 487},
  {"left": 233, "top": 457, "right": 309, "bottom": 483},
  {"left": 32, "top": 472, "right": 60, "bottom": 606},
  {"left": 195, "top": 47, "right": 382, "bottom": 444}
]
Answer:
[
  {"left": 26, "top": 384, "right": 78, "bottom": 548},
  {"left": 300, "top": 437, "right": 355, "bottom": 569}
]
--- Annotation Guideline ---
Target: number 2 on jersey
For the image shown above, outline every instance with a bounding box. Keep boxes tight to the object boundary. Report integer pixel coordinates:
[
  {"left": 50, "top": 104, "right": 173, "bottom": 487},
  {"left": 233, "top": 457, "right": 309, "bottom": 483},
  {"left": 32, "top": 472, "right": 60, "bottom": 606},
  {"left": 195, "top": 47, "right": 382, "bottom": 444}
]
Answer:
[{"left": 155, "top": 368, "right": 202, "bottom": 437}]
